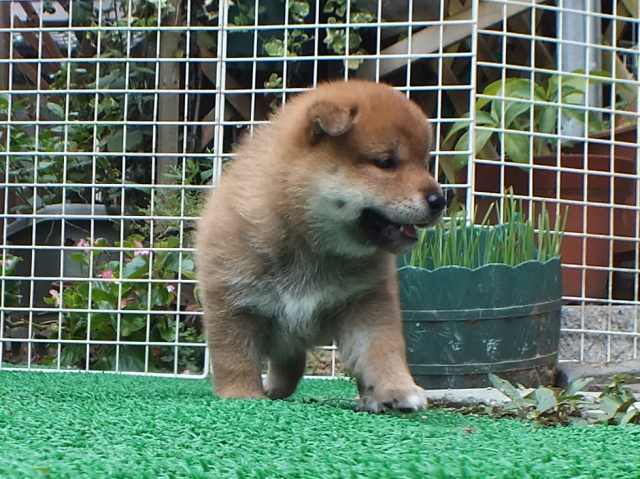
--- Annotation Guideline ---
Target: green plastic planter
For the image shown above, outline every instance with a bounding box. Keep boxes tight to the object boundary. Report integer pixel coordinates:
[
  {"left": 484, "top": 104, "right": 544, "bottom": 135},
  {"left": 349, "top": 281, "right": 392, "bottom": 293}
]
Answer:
[{"left": 399, "top": 257, "right": 562, "bottom": 389}]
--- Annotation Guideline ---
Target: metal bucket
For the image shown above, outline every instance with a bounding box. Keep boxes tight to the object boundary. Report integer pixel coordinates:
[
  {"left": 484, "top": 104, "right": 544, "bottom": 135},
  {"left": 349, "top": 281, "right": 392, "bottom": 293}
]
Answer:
[{"left": 399, "top": 258, "right": 562, "bottom": 389}]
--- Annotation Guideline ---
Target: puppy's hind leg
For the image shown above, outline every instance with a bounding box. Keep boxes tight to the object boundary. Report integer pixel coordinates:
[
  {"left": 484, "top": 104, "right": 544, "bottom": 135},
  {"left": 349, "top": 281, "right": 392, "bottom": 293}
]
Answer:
[{"left": 264, "top": 349, "right": 307, "bottom": 400}]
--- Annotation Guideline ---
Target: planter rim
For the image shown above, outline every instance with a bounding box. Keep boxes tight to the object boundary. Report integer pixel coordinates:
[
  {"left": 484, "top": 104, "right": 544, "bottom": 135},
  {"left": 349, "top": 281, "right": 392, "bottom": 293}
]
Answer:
[
  {"left": 589, "top": 122, "right": 637, "bottom": 140},
  {"left": 533, "top": 152, "right": 634, "bottom": 163},
  {"left": 398, "top": 256, "right": 560, "bottom": 275}
]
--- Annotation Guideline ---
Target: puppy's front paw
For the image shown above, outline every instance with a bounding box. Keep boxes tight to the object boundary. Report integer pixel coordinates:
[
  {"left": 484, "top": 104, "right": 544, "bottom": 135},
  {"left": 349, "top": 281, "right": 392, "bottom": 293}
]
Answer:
[{"left": 357, "top": 384, "right": 428, "bottom": 413}]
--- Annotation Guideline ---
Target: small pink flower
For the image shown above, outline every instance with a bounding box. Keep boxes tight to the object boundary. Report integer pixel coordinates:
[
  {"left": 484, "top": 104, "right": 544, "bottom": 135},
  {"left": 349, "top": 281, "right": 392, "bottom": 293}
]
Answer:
[
  {"left": 49, "top": 289, "right": 61, "bottom": 306},
  {"left": 99, "top": 270, "right": 114, "bottom": 279},
  {"left": 133, "top": 240, "right": 150, "bottom": 256},
  {"left": 77, "top": 238, "right": 90, "bottom": 248},
  {"left": 166, "top": 284, "right": 176, "bottom": 294}
]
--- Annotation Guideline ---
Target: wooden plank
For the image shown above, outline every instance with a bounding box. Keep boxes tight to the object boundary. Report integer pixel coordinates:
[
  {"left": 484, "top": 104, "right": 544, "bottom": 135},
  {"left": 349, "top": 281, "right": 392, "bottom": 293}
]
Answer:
[
  {"left": 13, "top": 51, "right": 50, "bottom": 89},
  {"left": 357, "top": 0, "right": 545, "bottom": 80},
  {"left": 0, "top": 1, "right": 9, "bottom": 234},
  {"left": 198, "top": 49, "right": 270, "bottom": 122},
  {"left": 19, "top": 1, "right": 65, "bottom": 61},
  {"left": 13, "top": 21, "right": 60, "bottom": 74},
  {"left": 156, "top": 0, "right": 182, "bottom": 184},
  {"left": 508, "top": 13, "right": 555, "bottom": 69}
]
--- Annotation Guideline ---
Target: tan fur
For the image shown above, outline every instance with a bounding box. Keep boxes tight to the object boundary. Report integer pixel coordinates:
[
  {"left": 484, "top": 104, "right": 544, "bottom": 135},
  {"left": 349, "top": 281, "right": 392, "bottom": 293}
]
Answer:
[{"left": 196, "top": 80, "right": 442, "bottom": 412}]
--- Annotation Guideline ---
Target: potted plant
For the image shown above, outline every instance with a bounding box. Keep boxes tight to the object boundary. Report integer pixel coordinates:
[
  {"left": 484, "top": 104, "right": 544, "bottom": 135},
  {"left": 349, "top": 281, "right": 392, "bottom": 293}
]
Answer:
[
  {"left": 442, "top": 72, "right": 637, "bottom": 299},
  {"left": 399, "top": 196, "right": 566, "bottom": 389},
  {"left": 565, "top": 74, "right": 638, "bottom": 268}
]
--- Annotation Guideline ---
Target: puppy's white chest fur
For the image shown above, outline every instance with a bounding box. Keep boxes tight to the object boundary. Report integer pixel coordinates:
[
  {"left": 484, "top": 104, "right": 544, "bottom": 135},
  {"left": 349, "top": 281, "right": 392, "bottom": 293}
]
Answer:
[
  {"left": 264, "top": 281, "right": 352, "bottom": 336},
  {"left": 232, "top": 259, "right": 371, "bottom": 338},
  {"left": 280, "top": 290, "right": 327, "bottom": 328}
]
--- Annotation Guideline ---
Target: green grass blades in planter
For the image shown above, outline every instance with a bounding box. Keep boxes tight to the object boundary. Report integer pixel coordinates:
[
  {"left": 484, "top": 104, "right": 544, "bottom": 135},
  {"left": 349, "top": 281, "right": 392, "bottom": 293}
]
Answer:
[{"left": 399, "top": 196, "right": 567, "bottom": 389}]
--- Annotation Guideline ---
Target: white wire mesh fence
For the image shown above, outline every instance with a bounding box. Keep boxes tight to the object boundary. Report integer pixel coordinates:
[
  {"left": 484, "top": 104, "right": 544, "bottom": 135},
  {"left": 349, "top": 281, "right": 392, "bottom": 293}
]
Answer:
[{"left": 0, "top": 0, "right": 637, "bottom": 377}]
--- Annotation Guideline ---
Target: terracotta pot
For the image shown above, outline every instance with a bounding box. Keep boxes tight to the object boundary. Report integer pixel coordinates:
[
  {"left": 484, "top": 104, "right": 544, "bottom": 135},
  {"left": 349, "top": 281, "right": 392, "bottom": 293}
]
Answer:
[
  {"left": 567, "top": 124, "right": 638, "bottom": 256},
  {"left": 457, "top": 153, "right": 637, "bottom": 299}
]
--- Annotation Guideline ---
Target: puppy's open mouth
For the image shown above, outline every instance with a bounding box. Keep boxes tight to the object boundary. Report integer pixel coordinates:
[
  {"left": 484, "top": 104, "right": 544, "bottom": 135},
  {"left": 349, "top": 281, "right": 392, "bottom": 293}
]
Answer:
[{"left": 359, "top": 208, "right": 429, "bottom": 251}]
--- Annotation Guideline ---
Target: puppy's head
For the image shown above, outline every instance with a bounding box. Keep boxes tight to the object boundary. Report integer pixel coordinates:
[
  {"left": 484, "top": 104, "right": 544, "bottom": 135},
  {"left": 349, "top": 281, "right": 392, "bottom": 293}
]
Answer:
[{"left": 287, "top": 81, "right": 443, "bottom": 257}]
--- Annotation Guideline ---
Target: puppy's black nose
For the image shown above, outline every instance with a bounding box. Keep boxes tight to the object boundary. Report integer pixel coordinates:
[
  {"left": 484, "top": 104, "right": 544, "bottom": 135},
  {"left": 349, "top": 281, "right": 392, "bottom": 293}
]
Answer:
[{"left": 426, "top": 192, "right": 446, "bottom": 213}]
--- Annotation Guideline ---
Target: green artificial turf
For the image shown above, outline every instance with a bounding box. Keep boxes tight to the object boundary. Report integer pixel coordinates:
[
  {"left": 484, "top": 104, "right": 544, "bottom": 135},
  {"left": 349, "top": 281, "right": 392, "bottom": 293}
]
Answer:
[{"left": 1, "top": 372, "right": 639, "bottom": 479}]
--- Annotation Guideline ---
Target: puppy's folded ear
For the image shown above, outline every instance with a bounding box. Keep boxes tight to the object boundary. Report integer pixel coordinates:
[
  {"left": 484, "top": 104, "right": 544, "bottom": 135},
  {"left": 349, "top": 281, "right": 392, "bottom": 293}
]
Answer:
[{"left": 307, "top": 101, "right": 358, "bottom": 143}]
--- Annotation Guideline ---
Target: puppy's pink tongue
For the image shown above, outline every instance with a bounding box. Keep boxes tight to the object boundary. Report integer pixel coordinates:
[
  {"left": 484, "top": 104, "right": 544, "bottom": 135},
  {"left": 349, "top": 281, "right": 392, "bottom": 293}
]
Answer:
[{"left": 399, "top": 224, "right": 417, "bottom": 239}]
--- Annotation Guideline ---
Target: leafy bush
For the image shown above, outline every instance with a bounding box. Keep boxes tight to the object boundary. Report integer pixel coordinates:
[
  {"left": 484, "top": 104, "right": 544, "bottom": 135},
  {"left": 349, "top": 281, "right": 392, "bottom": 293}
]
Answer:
[
  {"left": 228, "top": 0, "right": 375, "bottom": 110},
  {"left": 43, "top": 235, "right": 202, "bottom": 373},
  {"left": 467, "top": 373, "right": 640, "bottom": 427},
  {"left": 2, "top": 254, "right": 23, "bottom": 308},
  {"left": 136, "top": 158, "right": 212, "bottom": 242},
  {"left": 440, "top": 70, "right": 611, "bottom": 181}
]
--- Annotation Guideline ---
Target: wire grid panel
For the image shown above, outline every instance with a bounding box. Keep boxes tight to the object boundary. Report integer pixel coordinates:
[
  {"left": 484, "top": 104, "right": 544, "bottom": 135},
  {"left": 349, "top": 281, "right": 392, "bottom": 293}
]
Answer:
[
  {"left": 1, "top": 0, "right": 637, "bottom": 377},
  {"left": 469, "top": 0, "right": 640, "bottom": 363},
  {"left": 0, "top": 0, "right": 475, "bottom": 377}
]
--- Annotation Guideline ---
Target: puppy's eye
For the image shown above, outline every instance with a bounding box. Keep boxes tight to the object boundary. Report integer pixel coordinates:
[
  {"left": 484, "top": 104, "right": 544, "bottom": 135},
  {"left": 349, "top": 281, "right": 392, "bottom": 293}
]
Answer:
[{"left": 373, "top": 156, "right": 396, "bottom": 170}]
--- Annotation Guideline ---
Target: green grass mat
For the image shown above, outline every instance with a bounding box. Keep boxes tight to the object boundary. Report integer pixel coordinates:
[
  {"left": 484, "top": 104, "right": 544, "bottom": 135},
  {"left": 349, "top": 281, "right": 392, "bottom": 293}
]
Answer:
[{"left": 1, "top": 372, "right": 639, "bottom": 478}]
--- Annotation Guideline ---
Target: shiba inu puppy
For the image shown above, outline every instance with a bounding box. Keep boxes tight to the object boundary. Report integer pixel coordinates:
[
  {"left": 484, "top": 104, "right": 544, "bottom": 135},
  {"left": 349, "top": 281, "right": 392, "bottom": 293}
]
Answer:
[{"left": 196, "top": 80, "right": 444, "bottom": 412}]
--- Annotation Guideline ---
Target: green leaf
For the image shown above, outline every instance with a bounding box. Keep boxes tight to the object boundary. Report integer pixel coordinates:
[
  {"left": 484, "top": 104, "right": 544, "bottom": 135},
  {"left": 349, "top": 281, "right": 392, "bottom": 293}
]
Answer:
[
  {"left": 37, "top": 160, "right": 56, "bottom": 170},
  {"left": 3, "top": 255, "right": 21, "bottom": 274},
  {"left": 443, "top": 120, "right": 471, "bottom": 147},
  {"left": 106, "top": 129, "right": 124, "bottom": 152},
  {"left": 440, "top": 131, "right": 471, "bottom": 180},
  {"left": 118, "top": 348, "right": 146, "bottom": 371},
  {"left": 60, "top": 345, "right": 84, "bottom": 367},
  {"left": 620, "top": 406, "right": 640, "bottom": 426},
  {"left": 478, "top": 78, "right": 532, "bottom": 110},
  {"left": 566, "top": 377, "right": 593, "bottom": 396},
  {"left": 69, "top": 252, "right": 88, "bottom": 265},
  {"left": 264, "top": 38, "right": 284, "bottom": 57},
  {"left": 181, "top": 258, "right": 195, "bottom": 274},
  {"left": 534, "top": 387, "right": 557, "bottom": 413},
  {"left": 477, "top": 79, "right": 506, "bottom": 110},
  {"left": 161, "top": 236, "right": 180, "bottom": 249},
  {"left": 150, "top": 284, "right": 172, "bottom": 307},
  {"left": 94, "top": 237, "right": 109, "bottom": 248},
  {"left": 289, "top": 0, "right": 310, "bottom": 21},
  {"left": 475, "top": 127, "right": 495, "bottom": 158},
  {"left": 475, "top": 110, "right": 496, "bottom": 126},
  {"left": 504, "top": 100, "right": 532, "bottom": 129},
  {"left": 91, "top": 288, "right": 118, "bottom": 308},
  {"left": 46, "top": 102, "right": 65, "bottom": 120},
  {"left": 504, "top": 132, "right": 531, "bottom": 164},
  {"left": 562, "top": 106, "right": 587, "bottom": 125},
  {"left": 323, "top": 1, "right": 336, "bottom": 14},
  {"left": 123, "top": 255, "right": 149, "bottom": 279},
  {"left": 120, "top": 315, "right": 147, "bottom": 337},
  {"left": 454, "top": 130, "right": 470, "bottom": 153},
  {"left": 537, "top": 105, "right": 558, "bottom": 134},
  {"left": 599, "top": 395, "right": 623, "bottom": 419},
  {"left": 351, "top": 11, "right": 373, "bottom": 23},
  {"left": 489, "top": 374, "right": 522, "bottom": 402}
]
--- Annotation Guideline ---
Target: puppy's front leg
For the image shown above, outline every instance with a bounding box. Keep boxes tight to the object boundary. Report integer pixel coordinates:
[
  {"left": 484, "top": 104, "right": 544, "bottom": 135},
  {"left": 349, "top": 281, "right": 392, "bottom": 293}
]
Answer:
[
  {"left": 337, "top": 287, "right": 427, "bottom": 413},
  {"left": 206, "top": 306, "right": 265, "bottom": 399}
]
